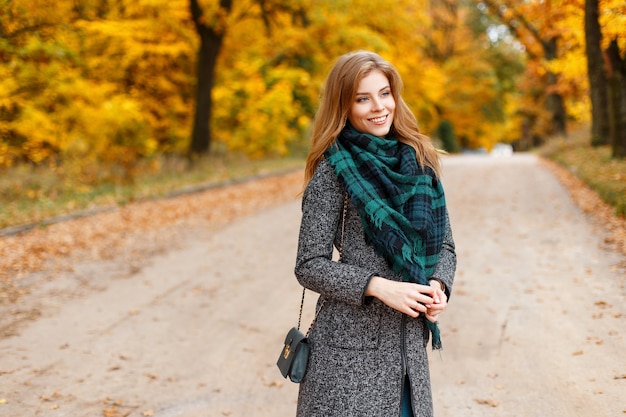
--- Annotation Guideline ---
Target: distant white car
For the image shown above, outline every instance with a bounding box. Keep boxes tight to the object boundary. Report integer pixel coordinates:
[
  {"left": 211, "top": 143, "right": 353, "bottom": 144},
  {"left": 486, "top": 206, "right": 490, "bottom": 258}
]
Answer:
[{"left": 491, "top": 143, "right": 514, "bottom": 157}]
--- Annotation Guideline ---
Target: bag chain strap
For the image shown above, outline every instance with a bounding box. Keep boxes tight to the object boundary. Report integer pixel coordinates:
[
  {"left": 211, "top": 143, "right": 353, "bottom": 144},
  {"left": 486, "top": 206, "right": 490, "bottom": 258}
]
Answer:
[{"left": 297, "top": 193, "right": 349, "bottom": 336}]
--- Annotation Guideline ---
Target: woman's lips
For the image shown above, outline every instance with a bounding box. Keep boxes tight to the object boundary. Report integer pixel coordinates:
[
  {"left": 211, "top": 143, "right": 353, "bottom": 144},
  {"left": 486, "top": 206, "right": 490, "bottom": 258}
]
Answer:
[{"left": 369, "top": 115, "right": 388, "bottom": 125}]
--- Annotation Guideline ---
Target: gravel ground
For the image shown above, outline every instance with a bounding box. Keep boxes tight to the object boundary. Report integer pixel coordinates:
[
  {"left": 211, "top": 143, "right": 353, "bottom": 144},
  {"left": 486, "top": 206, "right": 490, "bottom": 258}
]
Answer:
[{"left": 0, "top": 153, "right": 624, "bottom": 417}]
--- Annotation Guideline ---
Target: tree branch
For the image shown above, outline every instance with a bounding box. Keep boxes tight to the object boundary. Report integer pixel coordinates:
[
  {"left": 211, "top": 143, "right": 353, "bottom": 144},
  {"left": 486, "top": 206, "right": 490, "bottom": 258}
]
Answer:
[{"left": 481, "top": 0, "right": 545, "bottom": 60}]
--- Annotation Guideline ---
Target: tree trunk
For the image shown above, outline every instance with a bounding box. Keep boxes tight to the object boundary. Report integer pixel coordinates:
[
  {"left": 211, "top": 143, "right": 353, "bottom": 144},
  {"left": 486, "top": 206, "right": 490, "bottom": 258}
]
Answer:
[
  {"left": 544, "top": 38, "right": 567, "bottom": 136},
  {"left": 584, "top": 0, "right": 610, "bottom": 146},
  {"left": 605, "top": 40, "right": 626, "bottom": 158},
  {"left": 188, "top": 0, "right": 232, "bottom": 156}
]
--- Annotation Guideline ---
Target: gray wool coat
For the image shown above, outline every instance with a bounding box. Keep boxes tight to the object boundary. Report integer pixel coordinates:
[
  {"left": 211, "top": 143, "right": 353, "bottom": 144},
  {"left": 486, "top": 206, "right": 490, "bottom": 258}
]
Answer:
[{"left": 294, "top": 159, "right": 456, "bottom": 417}]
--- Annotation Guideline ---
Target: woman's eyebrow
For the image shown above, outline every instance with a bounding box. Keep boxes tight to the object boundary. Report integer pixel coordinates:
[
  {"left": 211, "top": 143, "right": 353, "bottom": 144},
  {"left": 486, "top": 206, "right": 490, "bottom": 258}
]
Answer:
[{"left": 356, "top": 85, "right": 390, "bottom": 96}]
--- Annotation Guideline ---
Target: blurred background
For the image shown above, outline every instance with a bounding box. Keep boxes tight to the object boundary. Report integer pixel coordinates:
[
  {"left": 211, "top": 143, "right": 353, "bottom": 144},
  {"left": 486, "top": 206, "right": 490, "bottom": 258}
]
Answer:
[{"left": 1, "top": 0, "right": 624, "bottom": 229}]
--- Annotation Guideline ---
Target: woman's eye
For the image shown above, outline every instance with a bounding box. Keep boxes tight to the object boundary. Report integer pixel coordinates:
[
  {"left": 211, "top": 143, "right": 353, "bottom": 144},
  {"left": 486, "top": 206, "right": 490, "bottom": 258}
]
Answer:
[
  {"left": 356, "top": 97, "right": 368, "bottom": 103},
  {"left": 381, "top": 91, "right": 391, "bottom": 97}
]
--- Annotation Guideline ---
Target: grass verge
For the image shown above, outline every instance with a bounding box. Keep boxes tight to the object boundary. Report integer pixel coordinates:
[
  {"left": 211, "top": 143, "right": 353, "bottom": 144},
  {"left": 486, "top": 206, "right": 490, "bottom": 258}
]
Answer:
[
  {"left": 0, "top": 150, "right": 306, "bottom": 232},
  {"left": 538, "top": 127, "right": 626, "bottom": 219}
]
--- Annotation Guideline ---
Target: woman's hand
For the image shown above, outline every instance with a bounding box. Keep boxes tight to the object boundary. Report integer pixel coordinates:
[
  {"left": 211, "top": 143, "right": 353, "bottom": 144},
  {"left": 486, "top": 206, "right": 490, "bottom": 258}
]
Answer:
[
  {"left": 425, "top": 280, "right": 448, "bottom": 323},
  {"left": 365, "top": 276, "right": 437, "bottom": 318}
]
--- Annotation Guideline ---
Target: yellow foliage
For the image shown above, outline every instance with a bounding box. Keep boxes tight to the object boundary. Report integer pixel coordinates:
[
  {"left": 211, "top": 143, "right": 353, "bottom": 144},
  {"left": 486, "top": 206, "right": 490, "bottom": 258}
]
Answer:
[
  {"left": 599, "top": 0, "right": 626, "bottom": 50},
  {"left": 481, "top": 0, "right": 600, "bottom": 143},
  {"left": 1, "top": 0, "right": 606, "bottom": 183},
  {"left": 0, "top": 142, "right": 13, "bottom": 167}
]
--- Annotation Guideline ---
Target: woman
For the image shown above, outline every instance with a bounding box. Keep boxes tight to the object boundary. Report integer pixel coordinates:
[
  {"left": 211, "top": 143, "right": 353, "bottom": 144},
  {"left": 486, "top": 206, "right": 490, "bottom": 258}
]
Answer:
[{"left": 294, "top": 51, "right": 456, "bottom": 417}]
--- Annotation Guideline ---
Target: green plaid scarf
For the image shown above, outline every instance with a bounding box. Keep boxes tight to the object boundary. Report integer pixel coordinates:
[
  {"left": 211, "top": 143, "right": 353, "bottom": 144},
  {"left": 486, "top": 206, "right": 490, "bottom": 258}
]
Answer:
[{"left": 325, "top": 123, "right": 447, "bottom": 349}]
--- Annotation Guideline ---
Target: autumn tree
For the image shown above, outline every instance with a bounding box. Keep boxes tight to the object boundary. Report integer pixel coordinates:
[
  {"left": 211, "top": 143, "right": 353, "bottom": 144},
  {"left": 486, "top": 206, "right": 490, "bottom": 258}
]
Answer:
[
  {"left": 604, "top": 39, "right": 626, "bottom": 158},
  {"left": 208, "top": 0, "right": 320, "bottom": 158},
  {"left": 410, "top": 0, "right": 524, "bottom": 150},
  {"left": 582, "top": 0, "right": 626, "bottom": 157},
  {"left": 585, "top": 0, "right": 610, "bottom": 145},
  {"left": 188, "top": 0, "right": 233, "bottom": 156},
  {"left": 469, "top": 3, "right": 526, "bottom": 145},
  {"left": 0, "top": 0, "right": 198, "bottom": 182},
  {"left": 597, "top": 1, "right": 626, "bottom": 158},
  {"left": 480, "top": 0, "right": 571, "bottom": 139},
  {"left": 77, "top": 0, "right": 197, "bottom": 173}
]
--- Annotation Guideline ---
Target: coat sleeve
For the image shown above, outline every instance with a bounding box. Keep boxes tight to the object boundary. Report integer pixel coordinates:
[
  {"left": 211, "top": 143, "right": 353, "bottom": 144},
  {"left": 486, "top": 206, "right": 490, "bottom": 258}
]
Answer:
[
  {"left": 430, "top": 210, "right": 456, "bottom": 299},
  {"left": 294, "top": 160, "right": 376, "bottom": 306}
]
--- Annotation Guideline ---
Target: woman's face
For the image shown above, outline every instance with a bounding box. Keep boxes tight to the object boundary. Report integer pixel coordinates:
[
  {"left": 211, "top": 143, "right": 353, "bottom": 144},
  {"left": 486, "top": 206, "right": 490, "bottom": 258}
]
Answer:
[{"left": 347, "top": 69, "right": 396, "bottom": 138}]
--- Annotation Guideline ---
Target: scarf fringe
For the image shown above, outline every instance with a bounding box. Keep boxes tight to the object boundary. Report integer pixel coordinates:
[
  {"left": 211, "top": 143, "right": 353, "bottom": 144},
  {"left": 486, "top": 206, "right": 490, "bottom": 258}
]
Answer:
[{"left": 428, "top": 321, "right": 443, "bottom": 350}]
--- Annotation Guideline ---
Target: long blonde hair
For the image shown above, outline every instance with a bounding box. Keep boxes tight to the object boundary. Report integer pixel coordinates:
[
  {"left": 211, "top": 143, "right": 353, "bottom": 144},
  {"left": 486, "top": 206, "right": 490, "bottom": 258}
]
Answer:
[{"left": 304, "top": 51, "right": 441, "bottom": 185}]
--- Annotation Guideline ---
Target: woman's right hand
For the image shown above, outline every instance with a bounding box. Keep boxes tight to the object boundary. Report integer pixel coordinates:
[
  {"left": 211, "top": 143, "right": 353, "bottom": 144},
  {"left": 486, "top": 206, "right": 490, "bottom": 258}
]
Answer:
[{"left": 365, "top": 276, "right": 435, "bottom": 318}]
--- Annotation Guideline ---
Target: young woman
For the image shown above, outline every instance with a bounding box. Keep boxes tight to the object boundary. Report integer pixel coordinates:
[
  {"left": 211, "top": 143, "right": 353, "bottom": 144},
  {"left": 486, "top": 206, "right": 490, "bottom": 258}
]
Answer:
[{"left": 294, "top": 51, "right": 456, "bottom": 417}]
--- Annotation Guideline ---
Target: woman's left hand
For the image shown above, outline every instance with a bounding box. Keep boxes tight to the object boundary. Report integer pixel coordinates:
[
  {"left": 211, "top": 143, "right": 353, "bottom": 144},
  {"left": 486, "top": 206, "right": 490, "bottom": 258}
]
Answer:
[{"left": 425, "top": 281, "right": 447, "bottom": 323}]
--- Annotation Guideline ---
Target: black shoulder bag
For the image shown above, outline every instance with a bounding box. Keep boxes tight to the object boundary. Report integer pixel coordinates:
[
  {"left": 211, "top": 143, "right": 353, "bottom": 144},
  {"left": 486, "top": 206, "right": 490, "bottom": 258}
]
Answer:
[{"left": 276, "top": 194, "right": 348, "bottom": 383}]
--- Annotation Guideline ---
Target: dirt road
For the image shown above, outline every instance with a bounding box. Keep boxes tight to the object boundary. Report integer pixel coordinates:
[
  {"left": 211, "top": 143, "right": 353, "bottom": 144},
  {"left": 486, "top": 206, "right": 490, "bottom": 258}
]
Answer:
[{"left": 1, "top": 154, "right": 624, "bottom": 417}]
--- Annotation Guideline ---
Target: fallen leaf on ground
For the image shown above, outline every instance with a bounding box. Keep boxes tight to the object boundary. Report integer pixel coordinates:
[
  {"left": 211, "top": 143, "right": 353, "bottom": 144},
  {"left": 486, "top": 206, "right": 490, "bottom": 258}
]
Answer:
[
  {"left": 475, "top": 398, "right": 499, "bottom": 407},
  {"left": 264, "top": 379, "right": 284, "bottom": 388},
  {"left": 40, "top": 392, "right": 62, "bottom": 402},
  {"left": 103, "top": 406, "right": 120, "bottom": 417}
]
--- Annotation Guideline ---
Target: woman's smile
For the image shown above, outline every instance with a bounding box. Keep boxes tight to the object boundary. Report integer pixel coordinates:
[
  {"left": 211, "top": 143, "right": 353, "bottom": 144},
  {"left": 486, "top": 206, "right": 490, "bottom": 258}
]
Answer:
[{"left": 369, "top": 115, "right": 389, "bottom": 124}]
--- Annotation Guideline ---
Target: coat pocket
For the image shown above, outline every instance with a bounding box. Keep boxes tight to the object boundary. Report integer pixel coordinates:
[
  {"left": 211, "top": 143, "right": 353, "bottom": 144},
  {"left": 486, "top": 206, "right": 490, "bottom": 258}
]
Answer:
[{"left": 324, "top": 301, "right": 382, "bottom": 350}]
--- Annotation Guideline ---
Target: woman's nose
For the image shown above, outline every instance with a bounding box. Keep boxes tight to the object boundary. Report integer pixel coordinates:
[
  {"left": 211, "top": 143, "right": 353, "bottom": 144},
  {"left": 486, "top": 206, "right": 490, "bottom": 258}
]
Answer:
[{"left": 371, "top": 97, "right": 384, "bottom": 111}]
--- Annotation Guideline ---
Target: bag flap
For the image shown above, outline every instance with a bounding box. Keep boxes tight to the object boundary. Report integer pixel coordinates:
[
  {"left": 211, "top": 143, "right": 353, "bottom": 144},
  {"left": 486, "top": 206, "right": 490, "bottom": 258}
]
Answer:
[{"left": 284, "top": 327, "right": 306, "bottom": 346}]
